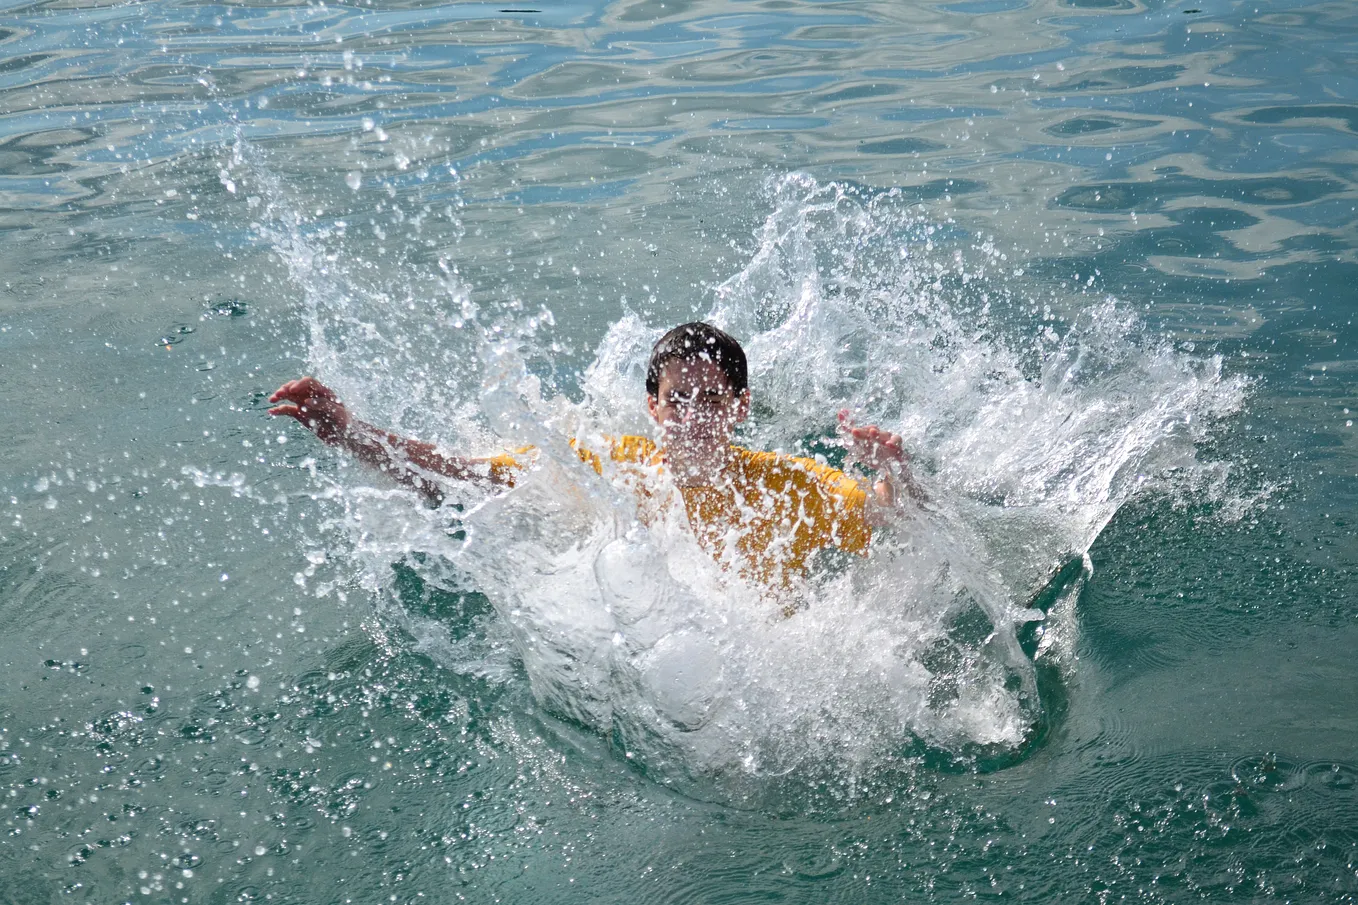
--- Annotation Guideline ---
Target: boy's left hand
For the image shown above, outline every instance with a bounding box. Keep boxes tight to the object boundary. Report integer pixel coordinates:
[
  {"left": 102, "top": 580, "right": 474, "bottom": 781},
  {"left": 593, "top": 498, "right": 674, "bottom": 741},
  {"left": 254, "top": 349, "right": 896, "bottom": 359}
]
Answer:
[{"left": 837, "top": 409, "right": 907, "bottom": 472}]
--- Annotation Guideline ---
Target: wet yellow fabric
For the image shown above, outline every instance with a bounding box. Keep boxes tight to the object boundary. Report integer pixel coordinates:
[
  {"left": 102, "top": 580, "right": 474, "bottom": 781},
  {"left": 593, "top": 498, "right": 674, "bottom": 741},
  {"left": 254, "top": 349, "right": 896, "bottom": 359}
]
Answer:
[{"left": 487, "top": 435, "right": 870, "bottom": 585}]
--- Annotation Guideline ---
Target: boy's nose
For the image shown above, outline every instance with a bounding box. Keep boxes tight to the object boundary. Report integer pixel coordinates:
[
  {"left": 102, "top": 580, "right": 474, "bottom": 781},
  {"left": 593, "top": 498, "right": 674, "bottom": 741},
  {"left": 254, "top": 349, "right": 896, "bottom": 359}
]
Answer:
[{"left": 683, "top": 403, "right": 717, "bottom": 421}]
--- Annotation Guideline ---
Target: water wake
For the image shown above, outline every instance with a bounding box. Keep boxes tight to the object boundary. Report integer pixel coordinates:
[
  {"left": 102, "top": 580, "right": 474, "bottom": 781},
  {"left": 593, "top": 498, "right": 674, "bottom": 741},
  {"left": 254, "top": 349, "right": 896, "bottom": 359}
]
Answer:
[{"left": 233, "top": 148, "right": 1247, "bottom": 796}]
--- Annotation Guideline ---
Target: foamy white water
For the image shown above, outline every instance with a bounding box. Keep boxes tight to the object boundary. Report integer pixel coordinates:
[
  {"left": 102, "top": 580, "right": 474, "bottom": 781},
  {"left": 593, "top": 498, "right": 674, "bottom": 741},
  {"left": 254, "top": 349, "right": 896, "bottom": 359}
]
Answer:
[{"left": 236, "top": 150, "right": 1247, "bottom": 793}]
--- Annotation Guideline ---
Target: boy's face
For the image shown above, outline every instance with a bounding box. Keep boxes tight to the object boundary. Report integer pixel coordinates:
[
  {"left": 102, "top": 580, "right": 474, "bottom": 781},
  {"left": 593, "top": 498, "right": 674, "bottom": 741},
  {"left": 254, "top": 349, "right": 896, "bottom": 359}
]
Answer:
[{"left": 647, "top": 358, "right": 749, "bottom": 459}]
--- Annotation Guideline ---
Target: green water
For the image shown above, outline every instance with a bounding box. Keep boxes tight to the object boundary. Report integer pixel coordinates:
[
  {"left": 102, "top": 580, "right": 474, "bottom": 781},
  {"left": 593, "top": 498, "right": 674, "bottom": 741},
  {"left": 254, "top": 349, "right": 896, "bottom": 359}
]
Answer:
[{"left": 2, "top": 0, "right": 1357, "bottom": 902}]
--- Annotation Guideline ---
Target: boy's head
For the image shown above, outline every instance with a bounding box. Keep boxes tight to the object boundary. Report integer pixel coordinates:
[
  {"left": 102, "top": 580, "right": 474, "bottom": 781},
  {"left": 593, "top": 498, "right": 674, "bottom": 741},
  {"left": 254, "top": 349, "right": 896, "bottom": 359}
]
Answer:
[
  {"left": 645, "top": 323, "right": 750, "bottom": 468},
  {"left": 645, "top": 322, "right": 748, "bottom": 399}
]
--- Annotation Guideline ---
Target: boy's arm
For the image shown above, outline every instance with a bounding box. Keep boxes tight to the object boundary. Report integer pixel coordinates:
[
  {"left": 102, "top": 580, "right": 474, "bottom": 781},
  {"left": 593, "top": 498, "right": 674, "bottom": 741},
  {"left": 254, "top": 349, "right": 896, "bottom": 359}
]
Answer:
[
  {"left": 268, "top": 377, "right": 515, "bottom": 499},
  {"left": 837, "top": 410, "right": 926, "bottom": 527}
]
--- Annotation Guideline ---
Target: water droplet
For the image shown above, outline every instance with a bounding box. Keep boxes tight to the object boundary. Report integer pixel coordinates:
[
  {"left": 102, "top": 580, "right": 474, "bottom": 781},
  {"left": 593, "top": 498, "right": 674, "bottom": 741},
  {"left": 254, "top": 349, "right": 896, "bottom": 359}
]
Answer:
[{"left": 207, "top": 298, "right": 248, "bottom": 317}]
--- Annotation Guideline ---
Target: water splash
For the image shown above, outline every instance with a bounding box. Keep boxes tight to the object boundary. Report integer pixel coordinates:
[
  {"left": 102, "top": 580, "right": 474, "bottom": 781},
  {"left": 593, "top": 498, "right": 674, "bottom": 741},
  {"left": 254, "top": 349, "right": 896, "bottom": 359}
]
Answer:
[
  {"left": 708, "top": 174, "right": 1246, "bottom": 597},
  {"left": 239, "top": 155, "right": 1247, "bottom": 797}
]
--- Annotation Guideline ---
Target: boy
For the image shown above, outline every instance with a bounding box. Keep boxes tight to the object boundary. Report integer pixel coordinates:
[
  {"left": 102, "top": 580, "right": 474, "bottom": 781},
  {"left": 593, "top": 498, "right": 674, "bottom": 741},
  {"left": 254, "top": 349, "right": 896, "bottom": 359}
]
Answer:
[{"left": 269, "top": 322, "right": 919, "bottom": 586}]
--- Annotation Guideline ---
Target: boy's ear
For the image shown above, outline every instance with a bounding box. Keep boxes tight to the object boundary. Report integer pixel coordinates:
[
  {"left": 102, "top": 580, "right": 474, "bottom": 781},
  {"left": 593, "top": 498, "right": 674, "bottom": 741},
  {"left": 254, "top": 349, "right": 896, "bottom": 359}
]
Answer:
[
  {"left": 734, "top": 389, "right": 751, "bottom": 423},
  {"left": 646, "top": 393, "right": 661, "bottom": 423}
]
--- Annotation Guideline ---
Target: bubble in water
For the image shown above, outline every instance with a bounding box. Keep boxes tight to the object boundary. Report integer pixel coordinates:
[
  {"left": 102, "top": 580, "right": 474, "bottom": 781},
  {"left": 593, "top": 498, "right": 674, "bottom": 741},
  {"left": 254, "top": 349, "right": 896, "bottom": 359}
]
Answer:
[{"left": 207, "top": 298, "right": 249, "bottom": 317}]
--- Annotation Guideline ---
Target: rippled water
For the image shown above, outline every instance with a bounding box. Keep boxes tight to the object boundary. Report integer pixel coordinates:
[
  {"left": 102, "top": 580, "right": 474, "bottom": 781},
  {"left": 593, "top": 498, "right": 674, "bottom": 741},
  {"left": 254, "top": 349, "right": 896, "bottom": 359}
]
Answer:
[{"left": 3, "top": 0, "right": 1357, "bottom": 902}]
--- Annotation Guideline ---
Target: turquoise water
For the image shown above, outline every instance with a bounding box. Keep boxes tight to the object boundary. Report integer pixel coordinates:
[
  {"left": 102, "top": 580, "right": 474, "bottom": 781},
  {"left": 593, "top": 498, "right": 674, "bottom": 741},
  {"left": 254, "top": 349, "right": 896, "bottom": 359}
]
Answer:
[{"left": 3, "top": 0, "right": 1357, "bottom": 901}]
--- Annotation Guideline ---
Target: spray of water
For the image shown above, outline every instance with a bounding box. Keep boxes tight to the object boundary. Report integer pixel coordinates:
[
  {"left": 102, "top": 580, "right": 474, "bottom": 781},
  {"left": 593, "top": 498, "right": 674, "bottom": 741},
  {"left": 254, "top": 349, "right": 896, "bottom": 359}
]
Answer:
[{"left": 230, "top": 149, "right": 1247, "bottom": 797}]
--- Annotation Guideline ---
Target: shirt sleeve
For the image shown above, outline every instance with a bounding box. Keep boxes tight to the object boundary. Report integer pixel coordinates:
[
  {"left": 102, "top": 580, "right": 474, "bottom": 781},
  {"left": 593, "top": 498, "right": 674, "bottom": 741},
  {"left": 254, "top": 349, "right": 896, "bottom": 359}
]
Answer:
[
  {"left": 570, "top": 435, "right": 657, "bottom": 473},
  {"left": 494, "top": 436, "right": 651, "bottom": 487},
  {"left": 816, "top": 465, "right": 871, "bottom": 555},
  {"left": 568, "top": 438, "right": 605, "bottom": 475},
  {"left": 485, "top": 447, "right": 536, "bottom": 486}
]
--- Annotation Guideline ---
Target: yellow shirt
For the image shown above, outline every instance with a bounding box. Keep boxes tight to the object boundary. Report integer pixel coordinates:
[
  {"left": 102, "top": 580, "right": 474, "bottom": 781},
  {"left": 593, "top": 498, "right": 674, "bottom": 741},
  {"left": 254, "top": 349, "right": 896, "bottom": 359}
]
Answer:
[{"left": 489, "top": 435, "right": 871, "bottom": 586}]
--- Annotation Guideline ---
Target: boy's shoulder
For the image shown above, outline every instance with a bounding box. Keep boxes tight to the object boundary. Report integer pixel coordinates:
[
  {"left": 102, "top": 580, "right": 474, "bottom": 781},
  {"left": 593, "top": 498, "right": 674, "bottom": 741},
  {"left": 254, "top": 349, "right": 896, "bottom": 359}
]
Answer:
[
  {"left": 731, "top": 447, "right": 864, "bottom": 498},
  {"left": 611, "top": 434, "right": 661, "bottom": 463},
  {"left": 570, "top": 434, "right": 662, "bottom": 472}
]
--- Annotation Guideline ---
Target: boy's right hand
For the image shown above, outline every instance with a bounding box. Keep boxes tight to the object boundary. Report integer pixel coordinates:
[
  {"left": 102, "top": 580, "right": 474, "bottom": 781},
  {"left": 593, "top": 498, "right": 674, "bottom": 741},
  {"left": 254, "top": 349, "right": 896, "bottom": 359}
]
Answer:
[{"left": 268, "top": 377, "right": 352, "bottom": 444}]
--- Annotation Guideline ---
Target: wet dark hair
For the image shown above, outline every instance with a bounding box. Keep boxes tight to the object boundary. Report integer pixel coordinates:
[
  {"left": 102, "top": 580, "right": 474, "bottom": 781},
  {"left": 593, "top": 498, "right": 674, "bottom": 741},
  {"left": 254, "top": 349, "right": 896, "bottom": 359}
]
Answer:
[{"left": 645, "top": 322, "right": 748, "bottom": 397}]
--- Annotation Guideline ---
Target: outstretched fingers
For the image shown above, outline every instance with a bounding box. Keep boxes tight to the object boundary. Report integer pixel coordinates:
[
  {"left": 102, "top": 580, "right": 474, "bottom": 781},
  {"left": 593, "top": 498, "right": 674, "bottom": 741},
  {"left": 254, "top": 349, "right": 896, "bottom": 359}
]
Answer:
[
  {"left": 267, "top": 402, "right": 302, "bottom": 418},
  {"left": 269, "top": 376, "right": 332, "bottom": 406},
  {"left": 268, "top": 378, "right": 312, "bottom": 422},
  {"left": 838, "top": 410, "right": 907, "bottom": 468},
  {"left": 265, "top": 376, "right": 351, "bottom": 444},
  {"left": 880, "top": 431, "right": 905, "bottom": 458},
  {"left": 267, "top": 379, "right": 297, "bottom": 405}
]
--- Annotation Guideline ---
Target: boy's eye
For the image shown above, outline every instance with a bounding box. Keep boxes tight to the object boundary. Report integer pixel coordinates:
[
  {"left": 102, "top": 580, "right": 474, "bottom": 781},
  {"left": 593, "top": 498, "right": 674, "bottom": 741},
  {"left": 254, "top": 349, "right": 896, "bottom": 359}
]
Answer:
[{"left": 665, "top": 389, "right": 726, "bottom": 406}]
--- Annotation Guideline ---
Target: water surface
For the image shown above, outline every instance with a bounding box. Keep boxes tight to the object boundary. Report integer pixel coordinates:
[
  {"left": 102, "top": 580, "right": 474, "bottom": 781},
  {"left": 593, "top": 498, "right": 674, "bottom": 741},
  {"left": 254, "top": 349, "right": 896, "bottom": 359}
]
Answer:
[{"left": 2, "top": 0, "right": 1356, "bottom": 902}]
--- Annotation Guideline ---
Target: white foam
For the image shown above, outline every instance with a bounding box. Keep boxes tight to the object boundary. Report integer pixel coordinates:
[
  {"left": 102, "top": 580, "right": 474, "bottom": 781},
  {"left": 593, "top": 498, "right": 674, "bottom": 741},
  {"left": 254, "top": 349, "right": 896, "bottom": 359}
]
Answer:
[{"left": 244, "top": 154, "right": 1247, "bottom": 791}]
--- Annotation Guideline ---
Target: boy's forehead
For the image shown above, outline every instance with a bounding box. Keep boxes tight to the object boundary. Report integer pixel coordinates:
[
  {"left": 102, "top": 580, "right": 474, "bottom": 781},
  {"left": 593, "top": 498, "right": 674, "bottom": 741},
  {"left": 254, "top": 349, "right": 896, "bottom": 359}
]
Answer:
[{"left": 657, "top": 357, "right": 733, "bottom": 390}]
